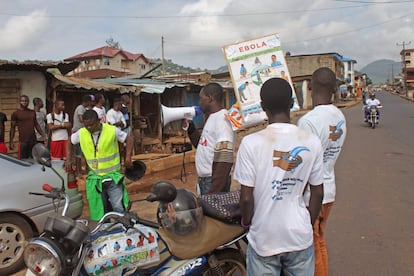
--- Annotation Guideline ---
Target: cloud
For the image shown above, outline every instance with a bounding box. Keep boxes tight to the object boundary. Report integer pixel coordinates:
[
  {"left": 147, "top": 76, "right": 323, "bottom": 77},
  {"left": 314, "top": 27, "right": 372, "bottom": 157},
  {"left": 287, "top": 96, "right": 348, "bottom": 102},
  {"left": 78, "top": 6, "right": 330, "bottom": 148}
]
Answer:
[
  {"left": 0, "top": 10, "right": 49, "bottom": 52},
  {"left": 0, "top": 0, "right": 413, "bottom": 70}
]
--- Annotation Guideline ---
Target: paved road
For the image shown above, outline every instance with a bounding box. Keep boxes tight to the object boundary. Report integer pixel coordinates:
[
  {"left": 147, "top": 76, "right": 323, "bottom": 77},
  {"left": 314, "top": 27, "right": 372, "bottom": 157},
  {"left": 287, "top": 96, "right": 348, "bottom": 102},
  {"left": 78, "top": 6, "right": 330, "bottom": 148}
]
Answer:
[{"left": 326, "top": 92, "right": 414, "bottom": 275}]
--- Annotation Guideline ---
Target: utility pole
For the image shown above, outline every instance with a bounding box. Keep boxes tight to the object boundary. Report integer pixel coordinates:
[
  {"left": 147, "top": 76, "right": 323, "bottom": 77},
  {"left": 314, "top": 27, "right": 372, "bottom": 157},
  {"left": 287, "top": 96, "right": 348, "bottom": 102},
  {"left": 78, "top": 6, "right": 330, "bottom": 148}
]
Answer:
[
  {"left": 397, "top": 41, "right": 411, "bottom": 96},
  {"left": 391, "top": 63, "right": 394, "bottom": 90},
  {"left": 161, "top": 36, "right": 166, "bottom": 76}
]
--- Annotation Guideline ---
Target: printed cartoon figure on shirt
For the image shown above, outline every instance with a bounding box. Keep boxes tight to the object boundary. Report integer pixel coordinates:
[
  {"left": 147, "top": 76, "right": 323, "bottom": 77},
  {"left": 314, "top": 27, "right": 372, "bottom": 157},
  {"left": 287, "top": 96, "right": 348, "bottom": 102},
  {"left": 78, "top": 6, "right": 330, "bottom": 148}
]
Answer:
[
  {"left": 273, "top": 146, "right": 310, "bottom": 171},
  {"left": 328, "top": 120, "right": 345, "bottom": 142}
]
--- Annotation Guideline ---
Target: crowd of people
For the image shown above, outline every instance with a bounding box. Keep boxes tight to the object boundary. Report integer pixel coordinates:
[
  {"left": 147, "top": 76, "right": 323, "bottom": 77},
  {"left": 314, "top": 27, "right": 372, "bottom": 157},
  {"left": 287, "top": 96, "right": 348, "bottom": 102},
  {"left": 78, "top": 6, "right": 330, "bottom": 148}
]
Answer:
[
  {"left": 0, "top": 93, "right": 133, "bottom": 222},
  {"left": 0, "top": 67, "right": 348, "bottom": 274}
]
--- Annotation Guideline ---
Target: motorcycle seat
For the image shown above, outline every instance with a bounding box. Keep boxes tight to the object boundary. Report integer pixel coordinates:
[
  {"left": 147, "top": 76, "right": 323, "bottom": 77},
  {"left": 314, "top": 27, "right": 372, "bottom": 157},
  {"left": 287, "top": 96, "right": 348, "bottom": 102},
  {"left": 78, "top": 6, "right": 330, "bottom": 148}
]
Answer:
[{"left": 157, "top": 216, "right": 245, "bottom": 259}]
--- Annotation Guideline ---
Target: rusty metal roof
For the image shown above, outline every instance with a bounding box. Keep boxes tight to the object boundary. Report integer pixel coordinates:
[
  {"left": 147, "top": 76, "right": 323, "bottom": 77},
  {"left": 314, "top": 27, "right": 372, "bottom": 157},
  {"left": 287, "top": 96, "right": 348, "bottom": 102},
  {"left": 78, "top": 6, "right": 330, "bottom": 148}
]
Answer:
[
  {"left": 50, "top": 73, "right": 136, "bottom": 93},
  {"left": 0, "top": 61, "right": 79, "bottom": 75}
]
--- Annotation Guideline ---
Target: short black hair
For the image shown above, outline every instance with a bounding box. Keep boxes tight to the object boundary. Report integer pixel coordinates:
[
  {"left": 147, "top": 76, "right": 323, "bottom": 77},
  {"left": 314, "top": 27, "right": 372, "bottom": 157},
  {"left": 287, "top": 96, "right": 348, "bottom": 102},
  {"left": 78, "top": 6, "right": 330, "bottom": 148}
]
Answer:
[
  {"left": 82, "top": 94, "right": 91, "bottom": 103},
  {"left": 311, "top": 67, "right": 336, "bottom": 94},
  {"left": 260, "top": 78, "right": 292, "bottom": 114},
  {"left": 54, "top": 99, "right": 64, "bottom": 107},
  {"left": 113, "top": 98, "right": 122, "bottom": 105},
  {"left": 83, "top": 109, "right": 98, "bottom": 121},
  {"left": 95, "top": 93, "right": 104, "bottom": 102},
  {"left": 33, "top": 97, "right": 42, "bottom": 106},
  {"left": 202, "top": 83, "right": 224, "bottom": 102}
]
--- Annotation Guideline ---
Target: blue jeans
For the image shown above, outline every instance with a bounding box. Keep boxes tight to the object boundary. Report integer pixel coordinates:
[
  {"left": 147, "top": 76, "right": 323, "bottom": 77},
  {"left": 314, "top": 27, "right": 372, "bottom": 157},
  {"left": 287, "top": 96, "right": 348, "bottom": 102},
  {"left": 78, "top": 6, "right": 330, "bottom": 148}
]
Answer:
[
  {"left": 196, "top": 175, "right": 231, "bottom": 195},
  {"left": 247, "top": 243, "right": 315, "bottom": 276},
  {"left": 101, "top": 179, "right": 124, "bottom": 213}
]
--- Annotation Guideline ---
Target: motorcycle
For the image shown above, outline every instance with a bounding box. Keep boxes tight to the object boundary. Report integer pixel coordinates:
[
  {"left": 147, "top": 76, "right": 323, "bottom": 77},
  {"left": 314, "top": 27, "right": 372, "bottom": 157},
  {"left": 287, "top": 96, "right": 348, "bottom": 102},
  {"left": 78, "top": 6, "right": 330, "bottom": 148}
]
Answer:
[
  {"left": 24, "top": 143, "right": 247, "bottom": 276},
  {"left": 365, "top": 104, "right": 382, "bottom": 129}
]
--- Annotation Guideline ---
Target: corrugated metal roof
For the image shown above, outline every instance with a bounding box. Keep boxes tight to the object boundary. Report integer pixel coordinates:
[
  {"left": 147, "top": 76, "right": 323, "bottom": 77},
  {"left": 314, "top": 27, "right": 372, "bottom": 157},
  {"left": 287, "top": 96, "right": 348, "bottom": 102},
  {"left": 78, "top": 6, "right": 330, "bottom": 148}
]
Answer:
[
  {"left": 0, "top": 61, "right": 79, "bottom": 75},
  {"left": 50, "top": 73, "right": 135, "bottom": 93},
  {"left": 98, "top": 78, "right": 186, "bottom": 95}
]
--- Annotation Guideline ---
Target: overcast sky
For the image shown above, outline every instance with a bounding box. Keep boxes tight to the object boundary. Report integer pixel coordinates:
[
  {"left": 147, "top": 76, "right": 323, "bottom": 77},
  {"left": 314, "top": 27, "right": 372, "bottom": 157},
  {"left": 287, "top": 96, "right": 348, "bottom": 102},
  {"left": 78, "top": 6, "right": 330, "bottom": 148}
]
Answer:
[{"left": 1, "top": 0, "right": 414, "bottom": 71}]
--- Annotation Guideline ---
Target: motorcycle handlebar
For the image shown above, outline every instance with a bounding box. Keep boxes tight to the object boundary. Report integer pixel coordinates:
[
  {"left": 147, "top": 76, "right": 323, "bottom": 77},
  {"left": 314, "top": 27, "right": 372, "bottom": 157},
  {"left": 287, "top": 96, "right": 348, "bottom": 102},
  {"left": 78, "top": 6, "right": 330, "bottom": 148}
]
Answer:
[{"left": 94, "top": 212, "right": 160, "bottom": 233}]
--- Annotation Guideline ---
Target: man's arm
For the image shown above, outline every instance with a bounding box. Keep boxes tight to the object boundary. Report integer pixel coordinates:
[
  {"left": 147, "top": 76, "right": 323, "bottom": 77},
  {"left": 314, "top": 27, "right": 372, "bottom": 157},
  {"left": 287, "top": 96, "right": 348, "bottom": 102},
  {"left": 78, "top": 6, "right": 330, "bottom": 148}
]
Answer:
[
  {"left": 34, "top": 116, "right": 46, "bottom": 142},
  {"left": 9, "top": 120, "right": 16, "bottom": 149},
  {"left": 240, "top": 185, "right": 254, "bottom": 226},
  {"left": 182, "top": 120, "right": 200, "bottom": 148},
  {"left": 64, "top": 138, "right": 74, "bottom": 172},
  {"left": 124, "top": 135, "right": 133, "bottom": 168},
  {"left": 208, "top": 141, "right": 233, "bottom": 193},
  {"left": 308, "top": 183, "right": 324, "bottom": 225}
]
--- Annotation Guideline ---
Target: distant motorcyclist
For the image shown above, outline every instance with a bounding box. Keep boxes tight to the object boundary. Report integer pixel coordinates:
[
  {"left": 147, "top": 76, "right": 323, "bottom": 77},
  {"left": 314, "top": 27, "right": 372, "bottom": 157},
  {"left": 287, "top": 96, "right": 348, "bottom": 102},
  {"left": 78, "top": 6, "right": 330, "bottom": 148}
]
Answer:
[{"left": 364, "top": 92, "right": 382, "bottom": 122}]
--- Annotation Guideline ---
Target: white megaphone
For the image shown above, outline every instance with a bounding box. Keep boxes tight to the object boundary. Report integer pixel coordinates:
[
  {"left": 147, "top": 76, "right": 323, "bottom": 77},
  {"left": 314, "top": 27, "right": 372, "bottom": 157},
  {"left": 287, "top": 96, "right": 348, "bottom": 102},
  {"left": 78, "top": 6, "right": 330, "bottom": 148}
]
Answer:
[{"left": 161, "top": 105, "right": 202, "bottom": 126}]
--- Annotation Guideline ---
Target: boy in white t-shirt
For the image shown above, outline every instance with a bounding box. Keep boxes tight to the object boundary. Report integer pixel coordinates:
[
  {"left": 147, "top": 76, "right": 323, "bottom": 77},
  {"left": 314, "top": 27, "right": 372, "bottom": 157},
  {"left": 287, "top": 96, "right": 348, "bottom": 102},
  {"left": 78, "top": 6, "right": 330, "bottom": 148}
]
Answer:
[
  {"left": 46, "top": 99, "right": 71, "bottom": 159},
  {"left": 93, "top": 93, "right": 106, "bottom": 123},
  {"left": 297, "top": 67, "right": 347, "bottom": 275},
  {"left": 235, "top": 78, "right": 324, "bottom": 275},
  {"left": 106, "top": 98, "right": 126, "bottom": 130}
]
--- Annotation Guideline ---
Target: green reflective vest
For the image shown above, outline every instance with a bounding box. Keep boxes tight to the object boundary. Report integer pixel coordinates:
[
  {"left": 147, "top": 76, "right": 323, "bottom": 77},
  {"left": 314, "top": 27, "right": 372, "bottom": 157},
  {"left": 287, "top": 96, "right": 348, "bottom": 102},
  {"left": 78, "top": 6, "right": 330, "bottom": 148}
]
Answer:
[{"left": 80, "top": 123, "right": 120, "bottom": 175}]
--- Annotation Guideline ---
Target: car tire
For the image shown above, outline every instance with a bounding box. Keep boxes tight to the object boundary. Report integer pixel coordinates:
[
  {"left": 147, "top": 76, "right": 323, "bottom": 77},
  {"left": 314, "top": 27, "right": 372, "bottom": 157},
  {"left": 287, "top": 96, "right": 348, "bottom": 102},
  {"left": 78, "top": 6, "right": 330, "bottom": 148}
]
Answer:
[{"left": 0, "top": 214, "right": 34, "bottom": 275}]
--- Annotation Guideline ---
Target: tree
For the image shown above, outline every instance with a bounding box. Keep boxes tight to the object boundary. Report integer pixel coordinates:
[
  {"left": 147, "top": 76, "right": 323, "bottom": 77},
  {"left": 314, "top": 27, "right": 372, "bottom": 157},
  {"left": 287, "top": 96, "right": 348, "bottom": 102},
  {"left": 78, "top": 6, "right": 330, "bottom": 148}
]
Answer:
[{"left": 105, "top": 37, "right": 121, "bottom": 49}]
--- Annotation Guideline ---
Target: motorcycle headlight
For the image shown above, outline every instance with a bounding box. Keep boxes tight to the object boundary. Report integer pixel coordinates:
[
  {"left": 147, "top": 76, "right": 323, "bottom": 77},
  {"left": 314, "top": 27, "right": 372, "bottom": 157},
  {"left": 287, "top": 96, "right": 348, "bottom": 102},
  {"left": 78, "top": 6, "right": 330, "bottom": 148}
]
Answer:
[{"left": 24, "top": 238, "right": 64, "bottom": 276}]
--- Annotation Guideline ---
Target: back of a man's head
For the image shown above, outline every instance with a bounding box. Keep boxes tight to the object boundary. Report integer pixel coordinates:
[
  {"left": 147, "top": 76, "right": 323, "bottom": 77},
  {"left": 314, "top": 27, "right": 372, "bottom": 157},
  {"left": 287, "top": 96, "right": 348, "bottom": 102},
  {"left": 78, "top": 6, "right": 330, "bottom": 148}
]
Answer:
[
  {"left": 311, "top": 67, "right": 337, "bottom": 94},
  {"left": 260, "top": 78, "right": 292, "bottom": 114}
]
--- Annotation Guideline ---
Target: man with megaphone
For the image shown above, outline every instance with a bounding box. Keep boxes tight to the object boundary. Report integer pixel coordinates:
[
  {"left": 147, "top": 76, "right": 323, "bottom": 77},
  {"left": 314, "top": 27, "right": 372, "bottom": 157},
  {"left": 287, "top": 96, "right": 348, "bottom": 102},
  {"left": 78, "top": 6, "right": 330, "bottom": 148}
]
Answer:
[{"left": 183, "top": 83, "right": 235, "bottom": 195}]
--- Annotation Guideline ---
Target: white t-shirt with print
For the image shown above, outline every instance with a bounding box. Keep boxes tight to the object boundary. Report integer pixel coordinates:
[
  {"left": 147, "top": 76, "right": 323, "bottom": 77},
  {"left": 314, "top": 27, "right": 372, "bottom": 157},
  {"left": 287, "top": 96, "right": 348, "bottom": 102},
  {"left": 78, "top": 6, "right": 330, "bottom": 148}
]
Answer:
[
  {"left": 93, "top": 106, "right": 106, "bottom": 123},
  {"left": 297, "top": 104, "right": 347, "bottom": 204},
  {"left": 234, "top": 123, "right": 324, "bottom": 257},
  {"left": 106, "top": 109, "right": 126, "bottom": 129},
  {"left": 195, "top": 109, "right": 234, "bottom": 177},
  {"left": 46, "top": 112, "right": 69, "bottom": 141}
]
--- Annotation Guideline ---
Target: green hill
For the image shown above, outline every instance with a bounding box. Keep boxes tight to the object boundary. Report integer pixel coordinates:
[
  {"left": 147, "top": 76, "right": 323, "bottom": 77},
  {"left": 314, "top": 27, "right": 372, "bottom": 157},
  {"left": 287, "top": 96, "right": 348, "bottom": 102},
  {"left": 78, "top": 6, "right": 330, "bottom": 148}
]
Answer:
[{"left": 360, "top": 59, "right": 401, "bottom": 85}]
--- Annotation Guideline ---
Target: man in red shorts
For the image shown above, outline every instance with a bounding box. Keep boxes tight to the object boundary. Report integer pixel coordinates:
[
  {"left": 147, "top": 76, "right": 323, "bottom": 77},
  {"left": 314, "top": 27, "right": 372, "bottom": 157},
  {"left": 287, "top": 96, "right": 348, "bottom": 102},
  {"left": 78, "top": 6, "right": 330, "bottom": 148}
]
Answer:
[
  {"left": 46, "top": 99, "right": 71, "bottom": 159},
  {"left": 10, "top": 95, "right": 46, "bottom": 159}
]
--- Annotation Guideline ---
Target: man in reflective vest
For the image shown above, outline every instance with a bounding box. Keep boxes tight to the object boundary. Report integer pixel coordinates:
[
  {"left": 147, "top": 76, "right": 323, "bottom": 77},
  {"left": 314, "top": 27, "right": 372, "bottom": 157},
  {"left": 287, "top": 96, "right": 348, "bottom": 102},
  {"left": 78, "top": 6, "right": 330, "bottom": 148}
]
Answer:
[{"left": 65, "top": 109, "right": 133, "bottom": 220}]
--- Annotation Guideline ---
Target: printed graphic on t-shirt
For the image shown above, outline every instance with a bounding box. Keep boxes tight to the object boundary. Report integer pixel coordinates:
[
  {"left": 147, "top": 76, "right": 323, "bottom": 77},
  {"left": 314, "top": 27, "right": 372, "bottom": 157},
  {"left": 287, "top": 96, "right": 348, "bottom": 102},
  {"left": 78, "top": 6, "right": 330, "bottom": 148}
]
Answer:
[
  {"left": 272, "top": 146, "right": 309, "bottom": 171},
  {"left": 328, "top": 120, "right": 345, "bottom": 141},
  {"left": 271, "top": 177, "right": 304, "bottom": 201},
  {"left": 325, "top": 120, "right": 345, "bottom": 162}
]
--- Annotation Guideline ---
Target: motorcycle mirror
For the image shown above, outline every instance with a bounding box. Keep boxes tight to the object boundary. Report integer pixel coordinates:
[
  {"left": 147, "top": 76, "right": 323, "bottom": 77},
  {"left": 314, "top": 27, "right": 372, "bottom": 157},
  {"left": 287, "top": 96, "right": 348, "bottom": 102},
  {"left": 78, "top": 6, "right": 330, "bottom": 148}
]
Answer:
[
  {"left": 32, "top": 143, "right": 52, "bottom": 168},
  {"left": 148, "top": 181, "right": 177, "bottom": 203}
]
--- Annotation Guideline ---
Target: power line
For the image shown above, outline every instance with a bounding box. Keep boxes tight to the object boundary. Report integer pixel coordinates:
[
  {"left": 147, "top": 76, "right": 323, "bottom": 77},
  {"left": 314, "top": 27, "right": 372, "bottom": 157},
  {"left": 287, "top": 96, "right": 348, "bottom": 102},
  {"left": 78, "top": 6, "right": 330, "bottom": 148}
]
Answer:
[
  {"left": 0, "top": 4, "right": 389, "bottom": 20},
  {"left": 333, "top": 0, "right": 414, "bottom": 3}
]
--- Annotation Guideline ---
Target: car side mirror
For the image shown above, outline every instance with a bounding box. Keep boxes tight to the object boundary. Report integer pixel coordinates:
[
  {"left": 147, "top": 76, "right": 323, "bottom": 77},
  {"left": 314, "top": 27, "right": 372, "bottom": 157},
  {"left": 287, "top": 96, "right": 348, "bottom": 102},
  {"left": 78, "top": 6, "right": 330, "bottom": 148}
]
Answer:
[
  {"left": 146, "top": 181, "right": 177, "bottom": 203},
  {"left": 32, "top": 143, "right": 52, "bottom": 168}
]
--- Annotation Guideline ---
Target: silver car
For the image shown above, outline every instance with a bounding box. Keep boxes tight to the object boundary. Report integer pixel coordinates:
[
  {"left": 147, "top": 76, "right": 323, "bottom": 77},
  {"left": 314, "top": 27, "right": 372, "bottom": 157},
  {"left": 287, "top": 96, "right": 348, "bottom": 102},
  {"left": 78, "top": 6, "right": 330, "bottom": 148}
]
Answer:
[{"left": 0, "top": 153, "right": 83, "bottom": 275}]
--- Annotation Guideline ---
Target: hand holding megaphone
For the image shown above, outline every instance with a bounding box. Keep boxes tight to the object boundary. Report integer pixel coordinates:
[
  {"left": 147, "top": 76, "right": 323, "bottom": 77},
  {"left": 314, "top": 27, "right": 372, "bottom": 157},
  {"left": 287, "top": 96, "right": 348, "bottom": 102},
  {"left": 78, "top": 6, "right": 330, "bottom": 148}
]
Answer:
[{"left": 182, "top": 119, "right": 196, "bottom": 135}]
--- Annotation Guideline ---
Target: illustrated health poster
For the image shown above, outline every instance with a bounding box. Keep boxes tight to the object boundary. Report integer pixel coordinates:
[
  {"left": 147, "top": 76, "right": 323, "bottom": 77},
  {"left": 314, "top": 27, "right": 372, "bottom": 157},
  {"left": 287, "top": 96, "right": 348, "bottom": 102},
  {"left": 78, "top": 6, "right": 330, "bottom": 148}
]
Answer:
[{"left": 223, "top": 33, "right": 299, "bottom": 130}]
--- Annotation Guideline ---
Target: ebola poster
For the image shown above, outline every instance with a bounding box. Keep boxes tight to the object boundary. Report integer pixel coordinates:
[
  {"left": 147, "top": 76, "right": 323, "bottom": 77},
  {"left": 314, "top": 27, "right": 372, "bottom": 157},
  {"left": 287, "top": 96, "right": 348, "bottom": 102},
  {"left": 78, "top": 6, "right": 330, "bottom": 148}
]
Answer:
[{"left": 223, "top": 33, "right": 299, "bottom": 130}]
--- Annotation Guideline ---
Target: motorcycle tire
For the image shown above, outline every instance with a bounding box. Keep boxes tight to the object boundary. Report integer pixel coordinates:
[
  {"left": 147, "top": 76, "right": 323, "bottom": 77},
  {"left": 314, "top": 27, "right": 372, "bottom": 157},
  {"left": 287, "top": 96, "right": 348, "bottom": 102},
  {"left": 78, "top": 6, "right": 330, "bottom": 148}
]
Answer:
[
  {"left": 371, "top": 119, "right": 376, "bottom": 129},
  {"left": 203, "top": 248, "right": 246, "bottom": 276}
]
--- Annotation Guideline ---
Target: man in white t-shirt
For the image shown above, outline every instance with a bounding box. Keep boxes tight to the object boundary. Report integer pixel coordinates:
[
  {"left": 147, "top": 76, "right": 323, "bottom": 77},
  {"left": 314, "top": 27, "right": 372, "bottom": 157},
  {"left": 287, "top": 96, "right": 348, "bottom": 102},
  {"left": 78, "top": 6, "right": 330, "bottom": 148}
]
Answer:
[
  {"left": 297, "top": 67, "right": 347, "bottom": 276},
  {"left": 184, "top": 83, "right": 234, "bottom": 195},
  {"left": 106, "top": 98, "right": 126, "bottom": 131},
  {"left": 93, "top": 93, "right": 106, "bottom": 123},
  {"left": 235, "top": 78, "right": 324, "bottom": 275},
  {"left": 364, "top": 92, "right": 382, "bottom": 122},
  {"left": 46, "top": 99, "right": 71, "bottom": 159}
]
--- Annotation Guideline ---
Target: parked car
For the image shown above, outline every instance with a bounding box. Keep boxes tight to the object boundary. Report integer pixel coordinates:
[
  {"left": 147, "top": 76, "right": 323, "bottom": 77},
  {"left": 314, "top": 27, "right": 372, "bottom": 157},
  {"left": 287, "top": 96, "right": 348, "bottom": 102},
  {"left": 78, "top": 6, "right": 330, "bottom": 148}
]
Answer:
[{"left": 0, "top": 153, "right": 84, "bottom": 275}]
